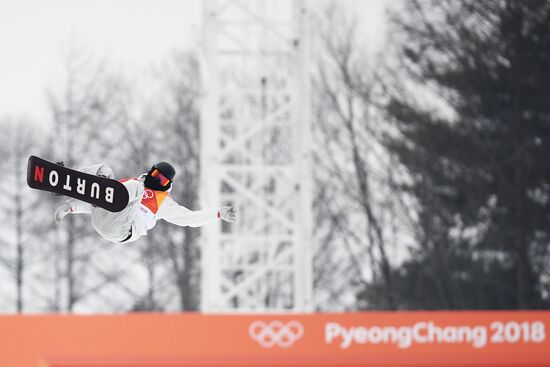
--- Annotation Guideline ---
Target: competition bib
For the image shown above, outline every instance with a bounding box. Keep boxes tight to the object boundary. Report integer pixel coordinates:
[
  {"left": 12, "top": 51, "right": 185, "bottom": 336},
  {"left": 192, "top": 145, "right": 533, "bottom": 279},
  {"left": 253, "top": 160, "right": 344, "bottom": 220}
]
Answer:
[{"left": 139, "top": 188, "right": 169, "bottom": 230}]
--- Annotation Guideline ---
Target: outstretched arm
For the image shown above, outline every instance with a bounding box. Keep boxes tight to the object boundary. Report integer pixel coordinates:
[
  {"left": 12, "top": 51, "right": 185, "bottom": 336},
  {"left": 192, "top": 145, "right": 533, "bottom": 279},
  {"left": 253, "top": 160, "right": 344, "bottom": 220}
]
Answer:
[{"left": 157, "top": 196, "right": 236, "bottom": 227}]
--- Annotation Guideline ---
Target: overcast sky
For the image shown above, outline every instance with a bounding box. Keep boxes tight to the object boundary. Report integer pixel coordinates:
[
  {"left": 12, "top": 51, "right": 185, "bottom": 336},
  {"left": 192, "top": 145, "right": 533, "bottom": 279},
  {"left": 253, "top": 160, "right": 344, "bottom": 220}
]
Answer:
[{"left": 0, "top": 0, "right": 386, "bottom": 121}]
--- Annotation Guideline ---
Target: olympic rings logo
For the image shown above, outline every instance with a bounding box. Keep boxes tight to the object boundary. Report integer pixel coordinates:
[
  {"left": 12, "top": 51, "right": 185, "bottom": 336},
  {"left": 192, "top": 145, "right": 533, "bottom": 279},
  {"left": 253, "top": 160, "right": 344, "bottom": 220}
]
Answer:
[
  {"left": 249, "top": 320, "right": 304, "bottom": 348},
  {"left": 142, "top": 189, "right": 154, "bottom": 199}
]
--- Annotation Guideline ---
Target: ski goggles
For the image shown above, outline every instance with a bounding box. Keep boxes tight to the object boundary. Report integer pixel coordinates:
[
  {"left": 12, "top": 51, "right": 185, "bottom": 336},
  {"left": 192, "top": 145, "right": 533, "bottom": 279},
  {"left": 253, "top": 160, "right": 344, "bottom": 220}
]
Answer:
[{"left": 151, "top": 169, "right": 171, "bottom": 187}]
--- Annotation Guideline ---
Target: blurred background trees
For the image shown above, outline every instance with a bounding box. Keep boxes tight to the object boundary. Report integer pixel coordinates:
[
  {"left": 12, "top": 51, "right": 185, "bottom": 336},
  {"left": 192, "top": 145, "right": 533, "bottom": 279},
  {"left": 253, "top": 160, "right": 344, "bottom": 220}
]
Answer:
[
  {"left": 376, "top": 0, "right": 550, "bottom": 309},
  {"left": 0, "top": 118, "right": 44, "bottom": 312},
  {"left": 311, "top": 3, "right": 410, "bottom": 310},
  {"left": 0, "top": 0, "right": 549, "bottom": 312},
  {"left": 45, "top": 45, "right": 133, "bottom": 312}
]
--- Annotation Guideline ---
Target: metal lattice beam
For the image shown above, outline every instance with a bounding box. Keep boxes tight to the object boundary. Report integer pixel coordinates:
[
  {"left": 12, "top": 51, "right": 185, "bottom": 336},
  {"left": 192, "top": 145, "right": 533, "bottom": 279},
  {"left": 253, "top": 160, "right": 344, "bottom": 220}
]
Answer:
[{"left": 200, "top": 0, "right": 312, "bottom": 313}]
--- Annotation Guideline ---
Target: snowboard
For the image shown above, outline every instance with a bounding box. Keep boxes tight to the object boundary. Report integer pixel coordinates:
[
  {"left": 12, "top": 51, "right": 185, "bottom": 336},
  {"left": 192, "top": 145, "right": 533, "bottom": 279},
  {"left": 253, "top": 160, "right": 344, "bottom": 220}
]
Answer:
[{"left": 27, "top": 155, "right": 129, "bottom": 212}]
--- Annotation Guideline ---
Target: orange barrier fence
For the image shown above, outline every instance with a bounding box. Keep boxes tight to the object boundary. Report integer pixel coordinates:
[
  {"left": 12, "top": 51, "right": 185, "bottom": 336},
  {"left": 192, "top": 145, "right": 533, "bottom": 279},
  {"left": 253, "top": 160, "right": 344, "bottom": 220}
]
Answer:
[{"left": 0, "top": 311, "right": 549, "bottom": 367}]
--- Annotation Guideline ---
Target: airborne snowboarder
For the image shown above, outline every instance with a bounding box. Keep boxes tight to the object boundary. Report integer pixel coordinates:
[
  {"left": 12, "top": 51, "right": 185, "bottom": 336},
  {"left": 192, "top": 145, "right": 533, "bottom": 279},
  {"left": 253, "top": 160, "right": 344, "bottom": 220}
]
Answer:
[{"left": 54, "top": 161, "right": 236, "bottom": 243}]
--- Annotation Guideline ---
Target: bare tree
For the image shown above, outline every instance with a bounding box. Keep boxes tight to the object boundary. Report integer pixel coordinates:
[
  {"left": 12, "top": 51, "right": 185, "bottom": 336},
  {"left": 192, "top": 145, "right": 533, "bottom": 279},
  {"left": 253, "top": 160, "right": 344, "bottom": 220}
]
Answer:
[
  {"left": 109, "top": 51, "right": 203, "bottom": 311},
  {"left": 312, "top": 2, "right": 411, "bottom": 310},
  {"left": 154, "top": 52, "right": 202, "bottom": 311},
  {"left": 45, "top": 44, "right": 130, "bottom": 312},
  {"left": 0, "top": 117, "right": 45, "bottom": 312}
]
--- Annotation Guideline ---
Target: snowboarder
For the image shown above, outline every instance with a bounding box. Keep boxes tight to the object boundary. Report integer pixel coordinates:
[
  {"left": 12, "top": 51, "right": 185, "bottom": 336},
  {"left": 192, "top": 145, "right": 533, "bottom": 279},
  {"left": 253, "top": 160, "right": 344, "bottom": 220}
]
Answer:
[{"left": 54, "top": 161, "right": 236, "bottom": 244}]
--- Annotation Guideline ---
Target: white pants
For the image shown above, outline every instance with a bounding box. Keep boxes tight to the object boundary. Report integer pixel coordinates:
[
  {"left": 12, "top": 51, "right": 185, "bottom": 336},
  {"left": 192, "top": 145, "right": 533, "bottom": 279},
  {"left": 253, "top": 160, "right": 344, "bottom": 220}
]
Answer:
[{"left": 65, "top": 164, "right": 144, "bottom": 243}]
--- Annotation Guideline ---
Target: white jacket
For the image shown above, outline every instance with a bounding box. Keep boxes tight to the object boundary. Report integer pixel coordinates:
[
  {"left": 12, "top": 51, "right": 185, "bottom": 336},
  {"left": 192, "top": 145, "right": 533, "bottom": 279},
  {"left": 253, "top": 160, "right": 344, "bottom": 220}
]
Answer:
[
  {"left": 121, "top": 177, "right": 219, "bottom": 243},
  {"left": 65, "top": 166, "right": 219, "bottom": 244}
]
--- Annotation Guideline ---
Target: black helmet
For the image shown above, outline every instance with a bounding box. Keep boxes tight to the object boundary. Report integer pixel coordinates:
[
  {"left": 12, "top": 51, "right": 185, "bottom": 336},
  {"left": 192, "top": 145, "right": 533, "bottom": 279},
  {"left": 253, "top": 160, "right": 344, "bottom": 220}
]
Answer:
[{"left": 144, "top": 161, "right": 176, "bottom": 191}]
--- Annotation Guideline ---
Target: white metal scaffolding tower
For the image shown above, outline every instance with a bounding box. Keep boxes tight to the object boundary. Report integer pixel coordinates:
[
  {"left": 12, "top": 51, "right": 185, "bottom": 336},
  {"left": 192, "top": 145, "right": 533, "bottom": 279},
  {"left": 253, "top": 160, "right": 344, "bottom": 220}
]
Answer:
[{"left": 200, "top": 0, "right": 312, "bottom": 312}]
